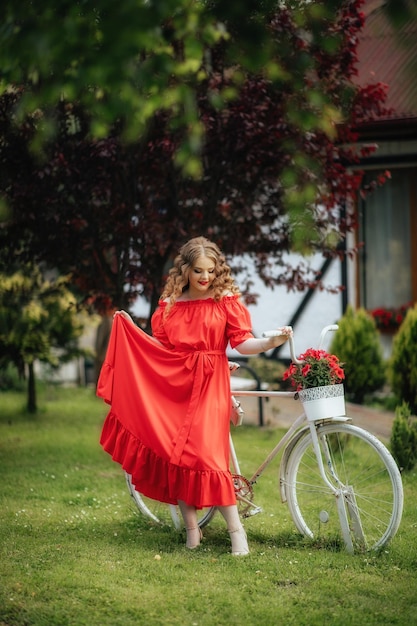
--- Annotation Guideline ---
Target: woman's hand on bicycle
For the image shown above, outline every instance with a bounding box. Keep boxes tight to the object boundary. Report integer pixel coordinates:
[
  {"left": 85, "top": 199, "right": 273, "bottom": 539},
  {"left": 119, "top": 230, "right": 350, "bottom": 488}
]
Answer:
[
  {"left": 266, "top": 326, "right": 293, "bottom": 348},
  {"left": 278, "top": 326, "right": 293, "bottom": 337}
]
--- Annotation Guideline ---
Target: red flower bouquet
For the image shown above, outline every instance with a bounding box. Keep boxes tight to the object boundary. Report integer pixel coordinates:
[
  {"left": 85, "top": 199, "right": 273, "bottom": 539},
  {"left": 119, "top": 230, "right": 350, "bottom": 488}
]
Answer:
[{"left": 283, "top": 348, "right": 345, "bottom": 391}]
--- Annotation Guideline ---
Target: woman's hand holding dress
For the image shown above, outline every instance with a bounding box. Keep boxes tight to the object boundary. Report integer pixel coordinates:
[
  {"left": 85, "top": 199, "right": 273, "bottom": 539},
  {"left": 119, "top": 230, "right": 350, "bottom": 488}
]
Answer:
[{"left": 113, "top": 310, "right": 135, "bottom": 325}]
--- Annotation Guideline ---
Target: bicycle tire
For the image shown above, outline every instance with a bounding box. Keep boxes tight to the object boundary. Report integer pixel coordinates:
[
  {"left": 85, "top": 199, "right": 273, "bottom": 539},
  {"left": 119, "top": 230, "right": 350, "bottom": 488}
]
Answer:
[
  {"left": 283, "top": 422, "right": 403, "bottom": 552},
  {"left": 125, "top": 473, "right": 217, "bottom": 529}
]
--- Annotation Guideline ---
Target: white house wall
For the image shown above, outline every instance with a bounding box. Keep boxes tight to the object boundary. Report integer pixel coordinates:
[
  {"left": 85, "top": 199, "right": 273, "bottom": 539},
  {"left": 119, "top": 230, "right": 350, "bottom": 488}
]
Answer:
[{"left": 233, "top": 253, "right": 344, "bottom": 359}]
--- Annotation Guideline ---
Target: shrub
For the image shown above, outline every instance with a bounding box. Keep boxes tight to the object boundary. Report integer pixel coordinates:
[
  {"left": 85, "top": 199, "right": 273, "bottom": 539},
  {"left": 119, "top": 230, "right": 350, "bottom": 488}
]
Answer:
[
  {"left": 246, "top": 357, "right": 287, "bottom": 390},
  {"left": 329, "top": 305, "right": 385, "bottom": 404},
  {"left": 0, "top": 364, "right": 26, "bottom": 392},
  {"left": 390, "top": 401, "right": 417, "bottom": 471},
  {"left": 390, "top": 304, "right": 417, "bottom": 414}
]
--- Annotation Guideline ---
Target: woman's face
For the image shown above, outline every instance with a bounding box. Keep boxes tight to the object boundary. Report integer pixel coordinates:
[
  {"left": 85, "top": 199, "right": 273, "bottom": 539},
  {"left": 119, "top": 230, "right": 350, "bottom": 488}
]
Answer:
[{"left": 187, "top": 255, "right": 216, "bottom": 298}]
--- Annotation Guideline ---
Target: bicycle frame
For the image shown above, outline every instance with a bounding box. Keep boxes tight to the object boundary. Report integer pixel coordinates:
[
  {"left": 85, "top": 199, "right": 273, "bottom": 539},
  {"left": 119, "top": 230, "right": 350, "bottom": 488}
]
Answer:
[
  {"left": 229, "top": 389, "right": 350, "bottom": 500},
  {"left": 229, "top": 386, "right": 401, "bottom": 553}
]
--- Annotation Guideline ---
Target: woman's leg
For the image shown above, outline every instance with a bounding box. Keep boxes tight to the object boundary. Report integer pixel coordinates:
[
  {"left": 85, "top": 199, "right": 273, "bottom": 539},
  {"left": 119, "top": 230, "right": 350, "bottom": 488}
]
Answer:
[
  {"left": 178, "top": 500, "right": 202, "bottom": 549},
  {"left": 218, "top": 505, "right": 249, "bottom": 556}
]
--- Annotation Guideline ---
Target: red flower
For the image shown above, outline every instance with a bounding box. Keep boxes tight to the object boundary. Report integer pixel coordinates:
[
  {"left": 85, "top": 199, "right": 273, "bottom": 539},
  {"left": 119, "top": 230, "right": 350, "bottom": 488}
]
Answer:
[
  {"left": 284, "top": 348, "right": 345, "bottom": 390},
  {"left": 370, "top": 302, "right": 413, "bottom": 330}
]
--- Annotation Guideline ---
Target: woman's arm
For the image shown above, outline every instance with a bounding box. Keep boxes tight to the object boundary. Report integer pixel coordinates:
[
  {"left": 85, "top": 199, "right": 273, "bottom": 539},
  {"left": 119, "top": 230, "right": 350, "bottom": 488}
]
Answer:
[{"left": 234, "top": 326, "right": 293, "bottom": 355}]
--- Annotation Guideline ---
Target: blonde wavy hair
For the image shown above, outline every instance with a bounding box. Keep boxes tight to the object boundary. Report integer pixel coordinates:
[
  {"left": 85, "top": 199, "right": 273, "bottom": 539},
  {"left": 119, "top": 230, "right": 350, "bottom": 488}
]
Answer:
[{"left": 160, "top": 236, "right": 240, "bottom": 314}]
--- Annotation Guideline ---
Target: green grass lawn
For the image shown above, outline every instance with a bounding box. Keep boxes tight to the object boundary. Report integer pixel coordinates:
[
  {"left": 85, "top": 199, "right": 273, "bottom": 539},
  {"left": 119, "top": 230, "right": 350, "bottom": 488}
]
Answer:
[{"left": 1, "top": 386, "right": 417, "bottom": 626}]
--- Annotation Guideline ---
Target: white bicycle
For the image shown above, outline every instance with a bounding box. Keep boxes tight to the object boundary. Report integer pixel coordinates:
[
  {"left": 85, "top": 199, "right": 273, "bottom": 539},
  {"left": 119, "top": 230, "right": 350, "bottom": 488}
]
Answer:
[{"left": 126, "top": 325, "right": 403, "bottom": 553}]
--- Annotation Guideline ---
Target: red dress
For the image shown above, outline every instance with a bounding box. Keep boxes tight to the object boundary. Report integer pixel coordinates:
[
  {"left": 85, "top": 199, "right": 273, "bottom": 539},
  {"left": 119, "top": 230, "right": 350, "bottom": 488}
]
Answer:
[{"left": 97, "top": 295, "right": 254, "bottom": 508}]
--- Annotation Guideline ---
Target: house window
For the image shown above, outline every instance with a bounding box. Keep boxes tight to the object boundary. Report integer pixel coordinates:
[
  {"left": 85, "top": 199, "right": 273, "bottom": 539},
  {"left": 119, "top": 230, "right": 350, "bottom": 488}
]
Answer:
[{"left": 359, "top": 168, "right": 416, "bottom": 310}]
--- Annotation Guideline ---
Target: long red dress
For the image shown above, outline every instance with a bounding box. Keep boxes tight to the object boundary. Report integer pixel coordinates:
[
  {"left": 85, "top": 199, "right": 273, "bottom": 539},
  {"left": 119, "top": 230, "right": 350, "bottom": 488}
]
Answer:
[{"left": 97, "top": 295, "right": 254, "bottom": 508}]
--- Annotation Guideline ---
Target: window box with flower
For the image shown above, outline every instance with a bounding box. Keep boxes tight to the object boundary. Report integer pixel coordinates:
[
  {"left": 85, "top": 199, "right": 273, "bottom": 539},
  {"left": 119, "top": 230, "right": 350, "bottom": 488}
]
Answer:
[
  {"left": 370, "top": 302, "right": 412, "bottom": 333},
  {"left": 283, "top": 348, "right": 346, "bottom": 421}
]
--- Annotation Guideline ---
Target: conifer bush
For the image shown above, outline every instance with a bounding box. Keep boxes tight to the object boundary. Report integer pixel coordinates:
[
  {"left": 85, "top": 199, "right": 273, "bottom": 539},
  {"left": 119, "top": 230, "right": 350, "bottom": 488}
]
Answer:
[
  {"left": 390, "top": 304, "right": 417, "bottom": 414},
  {"left": 390, "top": 401, "right": 417, "bottom": 471},
  {"left": 329, "top": 305, "right": 385, "bottom": 404},
  {"left": 246, "top": 357, "right": 287, "bottom": 390}
]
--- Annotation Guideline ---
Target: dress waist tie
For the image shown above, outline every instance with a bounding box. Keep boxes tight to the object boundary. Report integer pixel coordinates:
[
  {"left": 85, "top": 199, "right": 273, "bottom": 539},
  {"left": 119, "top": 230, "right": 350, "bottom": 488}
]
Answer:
[{"left": 170, "top": 350, "right": 224, "bottom": 466}]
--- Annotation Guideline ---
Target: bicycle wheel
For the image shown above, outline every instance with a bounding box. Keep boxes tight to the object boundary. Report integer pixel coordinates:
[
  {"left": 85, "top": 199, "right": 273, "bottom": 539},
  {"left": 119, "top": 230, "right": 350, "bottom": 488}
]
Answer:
[
  {"left": 283, "top": 422, "right": 403, "bottom": 552},
  {"left": 125, "top": 473, "right": 217, "bottom": 529}
]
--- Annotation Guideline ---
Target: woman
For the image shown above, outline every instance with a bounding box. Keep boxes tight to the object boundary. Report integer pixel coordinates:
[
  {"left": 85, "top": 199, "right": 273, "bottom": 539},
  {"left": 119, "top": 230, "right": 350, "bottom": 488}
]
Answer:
[{"left": 97, "top": 236, "right": 292, "bottom": 555}]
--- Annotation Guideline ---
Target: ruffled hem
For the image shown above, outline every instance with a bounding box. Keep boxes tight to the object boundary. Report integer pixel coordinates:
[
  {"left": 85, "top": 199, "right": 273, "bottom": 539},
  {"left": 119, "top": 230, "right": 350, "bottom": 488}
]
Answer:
[{"left": 100, "top": 412, "right": 237, "bottom": 508}]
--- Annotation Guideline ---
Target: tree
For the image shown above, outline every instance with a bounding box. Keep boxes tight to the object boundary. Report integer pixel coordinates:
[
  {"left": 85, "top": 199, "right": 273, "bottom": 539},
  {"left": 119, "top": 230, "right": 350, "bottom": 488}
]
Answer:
[
  {"left": 0, "top": 0, "right": 368, "bottom": 178},
  {"left": 0, "top": 266, "right": 87, "bottom": 412},
  {"left": 0, "top": 1, "right": 389, "bottom": 324}
]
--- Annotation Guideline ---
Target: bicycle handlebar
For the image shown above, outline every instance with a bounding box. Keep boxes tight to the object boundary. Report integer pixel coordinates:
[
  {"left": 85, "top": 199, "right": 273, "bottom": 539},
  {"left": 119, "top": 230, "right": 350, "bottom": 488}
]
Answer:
[
  {"left": 262, "top": 324, "right": 339, "bottom": 364},
  {"left": 318, "top": 324, "right": 339, "bottom": 349}
]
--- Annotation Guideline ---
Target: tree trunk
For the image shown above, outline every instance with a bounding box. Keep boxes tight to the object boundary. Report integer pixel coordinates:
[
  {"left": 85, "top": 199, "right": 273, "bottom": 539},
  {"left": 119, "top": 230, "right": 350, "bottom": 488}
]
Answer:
[
  {"left": 93, "top": 314, "right": 113, "bottom": 385},
  {"left": 27, "top": 362, "right": 37, "bottom": 413}
]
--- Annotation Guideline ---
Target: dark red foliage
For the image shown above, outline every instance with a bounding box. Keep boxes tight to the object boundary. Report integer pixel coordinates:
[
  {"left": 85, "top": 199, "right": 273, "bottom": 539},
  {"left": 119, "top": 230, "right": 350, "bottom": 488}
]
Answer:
[{"left": 0, "top": 1, "right": 388, "bottom": 318}]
